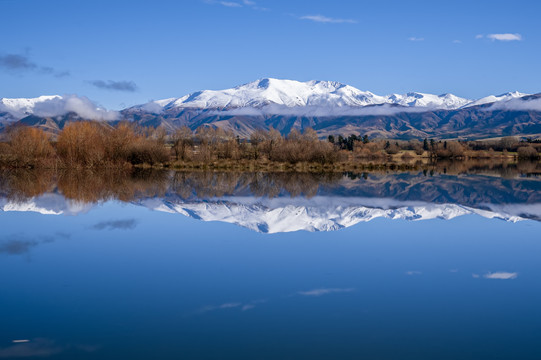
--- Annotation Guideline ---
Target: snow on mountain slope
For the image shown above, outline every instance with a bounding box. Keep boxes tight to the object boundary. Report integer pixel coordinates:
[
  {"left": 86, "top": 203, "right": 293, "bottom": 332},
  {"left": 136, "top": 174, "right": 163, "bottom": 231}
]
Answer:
[
  {"left": 2, "top": 192, "right": 539, "bottom": 233},
  {"left": 463, "top": 91, "right": 530, "bottom": 108},
  {"left": 171, "top": 79, "right": 389, "bottom": 109},
  {"left": 135, "top": 78, "right": 474, "bottom": 112},
  {"left": 0, "top": 95, "right": 62, "bottom": 119},
  {"left": 1, "top": 80, "right": 536, "bottom": 125},
  {"left": 0, "top": 95, "right": 119, "bottom": 121},
  {"left": 388, "top": 92, "right": 472, "bottom": 109},
  {"left": 140, "top": 195, "right": 532, "bottom": 233}
]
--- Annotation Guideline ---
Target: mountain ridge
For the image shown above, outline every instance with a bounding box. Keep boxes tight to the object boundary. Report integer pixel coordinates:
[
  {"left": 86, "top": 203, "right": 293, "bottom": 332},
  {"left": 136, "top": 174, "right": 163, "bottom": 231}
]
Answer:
[
  {"left": 130, "top": 78, "right": 519, "bottom": 112},
  {"left": 1, "top": 78, "right": 540, "bottom": 139}
]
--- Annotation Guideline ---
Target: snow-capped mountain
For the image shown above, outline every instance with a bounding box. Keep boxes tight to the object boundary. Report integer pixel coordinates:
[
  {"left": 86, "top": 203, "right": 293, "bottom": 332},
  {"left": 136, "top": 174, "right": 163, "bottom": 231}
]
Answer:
[
  {"left": 135, "top": 78, "right": 476, "bottom": 112},
  {"left": 388, "top": 92, "right": 472, "bottom": 109},
  {"left": 2, "top": 193, "right": 539, "bottom": 233},
  {"left": 120, "top": 80, "right": 540, "bottom": 139},
  {"left": 2, "top": 79, "right": 540, "bottom": 139},
  {"left": 463, "top": 91, "right": 529, "bottom": 108},
  {"left": 0, "top": 95, "right": 62, "bottom": 119},
  {"left": 140, "top": 79, "right": 390, "bottom": 111},
  {"left": 140, "top": 196, "right": 533, "bottom": 233},
  {"left": 1, "top": 80, "right": 533, "bottom": 120}
]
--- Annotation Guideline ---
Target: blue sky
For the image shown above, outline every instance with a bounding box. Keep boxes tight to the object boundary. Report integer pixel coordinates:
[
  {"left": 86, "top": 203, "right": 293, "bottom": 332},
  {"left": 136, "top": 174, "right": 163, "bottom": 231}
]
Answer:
[{"left": 0, "top": 0, "right": 539, "bottom": 109}]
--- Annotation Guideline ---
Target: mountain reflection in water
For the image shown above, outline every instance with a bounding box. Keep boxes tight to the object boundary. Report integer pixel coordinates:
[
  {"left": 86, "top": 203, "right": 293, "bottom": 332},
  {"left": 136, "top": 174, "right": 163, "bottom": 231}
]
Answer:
[{"left": 1, "top": 161, "right": 540, "bottom": 233}]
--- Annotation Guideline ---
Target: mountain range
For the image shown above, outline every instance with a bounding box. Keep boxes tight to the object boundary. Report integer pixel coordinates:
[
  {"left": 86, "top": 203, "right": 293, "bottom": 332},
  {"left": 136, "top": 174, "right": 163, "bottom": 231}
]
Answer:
[{"left": 2, "top": 78, "right": 541, "bottom": 139}]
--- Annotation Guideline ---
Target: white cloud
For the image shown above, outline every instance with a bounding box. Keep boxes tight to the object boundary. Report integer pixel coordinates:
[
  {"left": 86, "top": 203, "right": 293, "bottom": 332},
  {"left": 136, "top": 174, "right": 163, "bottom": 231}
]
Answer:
[
  {"left": 483, "top": 272, "right": 518, "bottom": 280},
  {"left": 408, "top": 37, "right": 424, "bottom": 42},
  {"left": 218, "top": 302, "right": 242, "bottom": 308},
  {"left": 485, "top": 97, "right": 541, "bottom": 112},
  {"left": 205, "top": 0, "right": 267, "bottom": 10},
  {"left": 487, "top": 33, "right": 522, "bottom": 41},
  {"left": 0, "top": 95, "right": 119, "bottom": 121},
  {"left": 477, "top": 33, "right": 523, "bottom": 41},
  {"left": 452, "top": 40, "right": 462, "bottom": 44},
  {"left": 197, "top": 302, "right": 242, "bottom": 313},
  {"left": 300, "top": 15, "right": 357, "bottom": 24},
  {"left": 195, "top": 299, "right": 266, "bottom": 314},
  {"left": 297, "top": 288, "right": 355, "bottom": 296},
  {"left": 406, "top": 271, "right": 422, "bottom": 275},
  {"left": 220, "top": 1, "right": 241, "bottom": 7},
  {"left": 30, "top": 95, "right": 119, "bottom": 121},
  {"left": 140, "top": 102, "right": 166, "bottom": 114}
]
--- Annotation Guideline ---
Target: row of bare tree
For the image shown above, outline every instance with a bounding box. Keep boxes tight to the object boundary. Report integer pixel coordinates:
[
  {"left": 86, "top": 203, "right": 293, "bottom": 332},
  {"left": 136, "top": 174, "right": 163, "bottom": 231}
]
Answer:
[
  {"left": 0, "top": 122, "right": 540, "bottom": 169},
  {"left": 171, "top": 126, "right": 338, "bottom": 164},
  {"left": 336, "top": 136, "right": 541, "bottom": 160},
  {"left": 0, "top": 123, "right": 338, "bottom": 168},
  {"left": 0, "top": 122, "right": 169, "bottom": 168}
]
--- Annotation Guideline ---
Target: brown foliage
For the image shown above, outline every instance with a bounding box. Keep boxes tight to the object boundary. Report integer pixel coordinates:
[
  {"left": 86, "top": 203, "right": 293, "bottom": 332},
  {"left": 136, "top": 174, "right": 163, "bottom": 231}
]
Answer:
[
  {"left": 0, "top": 126, "right": 56, "bottom": 168},
  {"left": 56, "top": 121, "right": 169, "bottom": 167},
  {"left": 2, "top": 122, "right": 540, "bottom": 170},
  {"left": 56, "top": 121, "right": 109, "bottom": 168},
  {"left": 58, "top": 168, "right": 169, "bottom": 203},
  {"left": 517, "top": 145, "right": 540, "bottom": 160},
  {"left": 171, "top": 126, "right": 194, "bottom": 161},
  {"left": 436, "top": 141, "right": 465, "bottom": 159},
  {"left": 385, "top": 143, "right": 400, "bottom": 155},
  {"left": 268, "top": 128, "right": 337, "bottom": 164}
]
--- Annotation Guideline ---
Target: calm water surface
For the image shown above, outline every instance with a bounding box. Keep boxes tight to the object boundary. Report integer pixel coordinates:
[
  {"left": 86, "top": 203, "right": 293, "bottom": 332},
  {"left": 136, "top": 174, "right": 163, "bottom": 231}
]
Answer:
[{"left": 0, "top": 168, "right": 540, "bottom": 359}]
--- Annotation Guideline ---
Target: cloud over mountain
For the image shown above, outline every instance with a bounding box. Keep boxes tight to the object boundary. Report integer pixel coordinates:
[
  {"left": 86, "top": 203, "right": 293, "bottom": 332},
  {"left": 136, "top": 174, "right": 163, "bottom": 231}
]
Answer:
[
  {"left": 484, "top": 96, "right": 541, "bottom": 112},
  {"left": 3, "top": 78, "right": 541, "bottom": 139},
  {"left": 0, "top": 95, "right": 119, "bottom": 121}
]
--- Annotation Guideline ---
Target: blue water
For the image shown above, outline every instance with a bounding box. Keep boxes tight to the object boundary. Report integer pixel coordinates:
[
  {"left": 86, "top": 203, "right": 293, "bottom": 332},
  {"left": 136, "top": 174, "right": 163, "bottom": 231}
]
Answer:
[{"left": 1, "top": 171, "right": 541, "bottom": 359}]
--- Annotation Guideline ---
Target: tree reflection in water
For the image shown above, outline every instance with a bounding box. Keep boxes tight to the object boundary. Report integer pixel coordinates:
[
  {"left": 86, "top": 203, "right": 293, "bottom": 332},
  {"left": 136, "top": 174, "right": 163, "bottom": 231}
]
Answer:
[{"left": 0, "top": 160, "right": 539, "bottom": 206}]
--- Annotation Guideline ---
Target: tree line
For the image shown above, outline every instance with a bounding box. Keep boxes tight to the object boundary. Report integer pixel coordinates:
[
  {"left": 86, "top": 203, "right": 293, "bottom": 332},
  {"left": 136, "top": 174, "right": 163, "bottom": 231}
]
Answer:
[
  {"left": 0, "top": 122, "right": 338, "bottom": 169},
  {"left": 327, "top": 134, "right": 541, "bottom": 160},
  {"left": 0, "top": 121, "right": 539, "bottom": 169}
]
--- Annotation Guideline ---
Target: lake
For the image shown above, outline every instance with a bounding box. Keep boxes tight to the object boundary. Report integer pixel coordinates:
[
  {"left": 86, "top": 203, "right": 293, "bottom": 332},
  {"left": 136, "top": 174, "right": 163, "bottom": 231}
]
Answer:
[{"left": 1, "top": 167, "right": 540, "bottom": 359}]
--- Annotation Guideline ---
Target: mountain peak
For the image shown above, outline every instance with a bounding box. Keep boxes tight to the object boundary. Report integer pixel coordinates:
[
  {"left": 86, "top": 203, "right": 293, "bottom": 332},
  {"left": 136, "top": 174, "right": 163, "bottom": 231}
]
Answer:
[{"left": 134, "top": 79, "right": 483, "bottom": 112}]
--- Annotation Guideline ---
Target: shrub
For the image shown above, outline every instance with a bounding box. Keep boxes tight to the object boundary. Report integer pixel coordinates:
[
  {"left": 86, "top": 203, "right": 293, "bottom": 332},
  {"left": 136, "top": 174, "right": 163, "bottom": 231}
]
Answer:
[
  {"left": 517, "top": 146, "right": 539, "bottom": 160},
  {"left": 3, "top": 126, "right": 55, "bottom": 168},
  {"left": 56, "top": 121, "right": 109, "bottom": 167}
]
